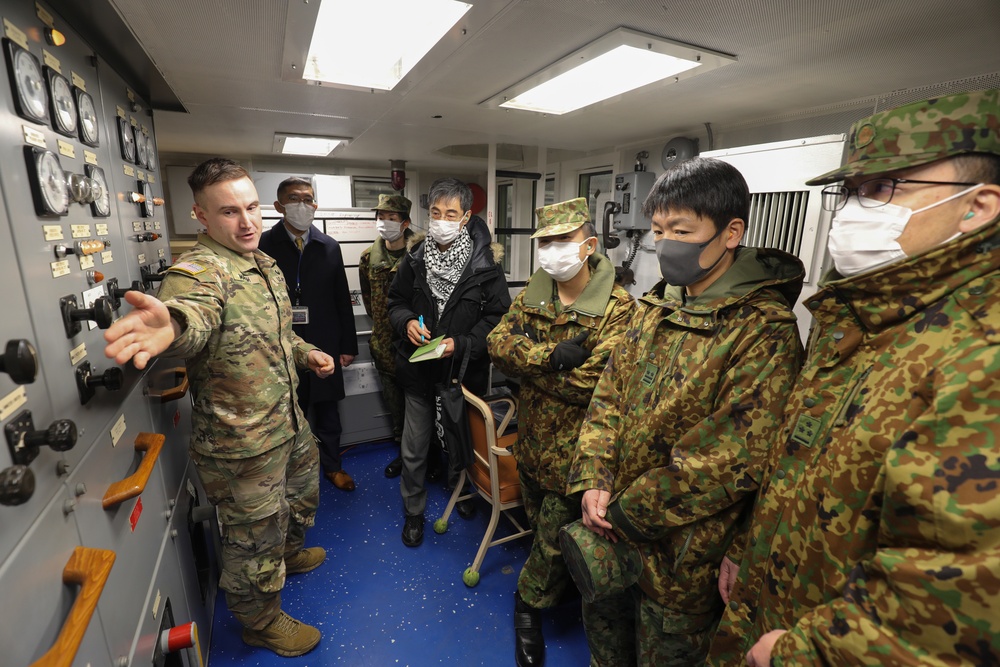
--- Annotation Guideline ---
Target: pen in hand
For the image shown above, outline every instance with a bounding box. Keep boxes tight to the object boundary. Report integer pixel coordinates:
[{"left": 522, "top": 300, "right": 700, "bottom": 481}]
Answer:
[{"left": 418, "top": 315, "right": 425, "bottom": 343}]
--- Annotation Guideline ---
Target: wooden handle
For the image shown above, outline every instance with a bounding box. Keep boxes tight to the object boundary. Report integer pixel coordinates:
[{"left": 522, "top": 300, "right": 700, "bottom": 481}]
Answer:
[
  {"left": 148, "top": 366, "right": 189, "bottom": 403},
  {"left": 102, "top": 432, "right": 165, "bottom": 509},
  {"left": 31, "top": 547, "right": 116, "bottom": 667}
]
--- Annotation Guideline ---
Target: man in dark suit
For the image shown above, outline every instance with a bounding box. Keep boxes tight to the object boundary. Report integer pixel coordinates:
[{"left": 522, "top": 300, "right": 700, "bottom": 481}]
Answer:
[{"left": 259, "top": 176, "right": 359, "bottom": 491}]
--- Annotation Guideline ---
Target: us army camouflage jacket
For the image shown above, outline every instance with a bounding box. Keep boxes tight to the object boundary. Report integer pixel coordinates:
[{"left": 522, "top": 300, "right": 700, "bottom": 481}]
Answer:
[
  {"left": 487, "top": 254, "right": 634, "bottom": 492},
  {"left": 567, "top": 247, "right": 804, "bottom": 621},
  {"left": 709, "top": 221, "right": 1000, "bottom": 666},
  {"left": 158, "top": 234, "right": 318, "bottom": 459},
  {"left": 358, "top": 231, "right": 421, "bottom": 373}
]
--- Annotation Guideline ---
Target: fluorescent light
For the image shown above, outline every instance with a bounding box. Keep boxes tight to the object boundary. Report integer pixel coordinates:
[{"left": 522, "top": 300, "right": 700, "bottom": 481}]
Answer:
[
  {"left": 273, "top": 133, "right": 347, "bottom": 156},
  {"left": 303, "top": 0, "right": 471, "bottom": 91},
  {"left": 484, "top": 28, "right": 736, "bottom": 115}
]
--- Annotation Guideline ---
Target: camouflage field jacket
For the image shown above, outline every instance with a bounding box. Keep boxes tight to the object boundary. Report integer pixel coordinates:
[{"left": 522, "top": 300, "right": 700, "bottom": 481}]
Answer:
[
  {"left": 358, "top": 231, "right": 420, "bottom": 373},
  {"left": 487, "top": 254, "right": 634, "bottom": 492},
  {"left": 567, "top": 247, "right": 805, "bottom": 622},
  {"left": 159, "top": 234, "right": 317, "bottom": 460},
  {"left": 709, "top": 221, "right": 1000, "bottom": 665}
]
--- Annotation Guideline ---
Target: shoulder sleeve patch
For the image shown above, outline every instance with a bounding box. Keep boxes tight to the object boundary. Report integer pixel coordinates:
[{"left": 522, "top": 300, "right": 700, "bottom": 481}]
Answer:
[{"left": 168, "top": 261, "right": 207, "bottom": 276}]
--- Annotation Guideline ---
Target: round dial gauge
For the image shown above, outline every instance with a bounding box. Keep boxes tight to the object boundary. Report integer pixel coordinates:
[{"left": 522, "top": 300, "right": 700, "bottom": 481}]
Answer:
[
  {"left": 136, "top": 128, "right": 148, "bottom": 166},
  {"left": 76, "top": 89, "right": 99, "bottom": 146},
  {"left": 118, "top": 117, "right": 135, "bottom": 162},
  {"left": 139, "top": 180, "right": 154, "bottom": 217},
  {"left": 144, "top": 133, "right": 156, "bottom": 170},
  {"left": 37, "top": 150, "right": 69, "bottom": 214},
  {"left": 11, "top": 46, "right": 48, "bottom": 123},
  {"left": 47, "top": 70, "right": 77, "bottom": 136},
  {"left": 85, "top": 165, "right": 111, "bottom": 217}
]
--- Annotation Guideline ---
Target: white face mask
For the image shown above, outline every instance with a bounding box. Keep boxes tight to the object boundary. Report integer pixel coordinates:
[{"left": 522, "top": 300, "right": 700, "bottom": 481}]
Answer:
[
  {"left": 283, "top": 202, "right": 315, "bottom": 231},
  {"left": 429, "top": 217, "right": 465, "bottom": 245},
  {"left": 537, "top": 239, "right": 593, "bottom": 283},
  {"left": 377, "top": 219, "right": 404, "bottom": 242},
  {"left": 828, "top": 185, "right": 982, "bottom": 277}
]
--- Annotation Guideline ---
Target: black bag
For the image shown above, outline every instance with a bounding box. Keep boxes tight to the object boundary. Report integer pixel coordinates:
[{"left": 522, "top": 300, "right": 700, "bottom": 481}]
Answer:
[{"left": 434, "top": 344, "right": 473, "bottom": 472}]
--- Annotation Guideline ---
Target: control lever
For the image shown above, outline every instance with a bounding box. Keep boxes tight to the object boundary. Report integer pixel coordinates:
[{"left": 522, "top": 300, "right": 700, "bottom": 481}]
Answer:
[
  {"left": 4, "top": 409, "right": 78, "bottom": 466},
  {"left": 0, "top": 339, "right": 38, "bottom": 384},
  {"left": 106, "top": 277, "right": 146, "bottom": 311},
  {"left": 75, "top": 361, "right": 124, "bottom": 405},
  {"left": 141, "top": 264, "right": 167, "bottom": 287},
  {"left": 136, "top": 232, "right": 161, "bottom": 242},
  {"left": 54, "top": 239, "right": 109, "bottom": 259},
  {"left": 0, "top": 464, "right": 35, "bottom": 506},
  {"left": 60, "top": 295, "right": 114, "bottom": 338},
  {"left": 602, "top": 200, "right": 621, "bottom": 249}
]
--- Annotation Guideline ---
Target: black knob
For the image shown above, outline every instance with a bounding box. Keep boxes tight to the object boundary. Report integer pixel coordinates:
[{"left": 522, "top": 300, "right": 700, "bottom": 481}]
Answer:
[
  {"left": 86, "top": 366, "right": 123, "bottom": 391},
  {"left": 0, "top": 339, "right": 37, "bottom": 384},
  {"left": 69, "top": 297, "right": 114, "bottom": 329},
  {"left": 142, "top": 271, "right": 166, "bottom": 286},
  {"left": 136, "top": 232, "right": 160, "bottom": 242},
  {"left": 26, "top": 419, "right": 77, "bottom": 453},
  {"left": 111, "top": 280, "right": 145, "bottom": 298},
  {"left": 0, "top": 465, "right": 34, "bottom": 506}
]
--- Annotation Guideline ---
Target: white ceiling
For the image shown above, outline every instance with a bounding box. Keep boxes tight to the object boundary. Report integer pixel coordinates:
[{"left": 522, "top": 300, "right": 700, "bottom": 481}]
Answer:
[{"left": 105, "top": 0, "right": 1000, "bottom": 170}]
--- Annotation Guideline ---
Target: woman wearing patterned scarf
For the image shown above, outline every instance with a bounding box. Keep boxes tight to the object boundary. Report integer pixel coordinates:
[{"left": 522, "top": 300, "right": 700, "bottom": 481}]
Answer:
[{"left": 388, "top": 177, "right": 511, "bottom": 548}]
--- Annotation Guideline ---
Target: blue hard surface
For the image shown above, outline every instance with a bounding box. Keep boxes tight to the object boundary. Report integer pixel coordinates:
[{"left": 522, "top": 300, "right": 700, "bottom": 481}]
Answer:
[{"left": 206, "top": 441, "right": 590, "bottom": 666}]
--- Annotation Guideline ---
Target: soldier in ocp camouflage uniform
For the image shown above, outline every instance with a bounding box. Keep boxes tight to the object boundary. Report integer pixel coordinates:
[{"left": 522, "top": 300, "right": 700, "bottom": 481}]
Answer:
[
  {"left": 104, "top": 158, "right": 336, "bottom": 658},
  {"left": 709, "top": 90, "right": 1000, "bottom": 667},
  {"left": 359, "top": 194, "right": 423, "bottom": 478},
  {"left": 566, "top": 158, "right": 805, "bottom": 667},
  {"left": 487, "top": 197, "right": 634, "bottom": 667}
]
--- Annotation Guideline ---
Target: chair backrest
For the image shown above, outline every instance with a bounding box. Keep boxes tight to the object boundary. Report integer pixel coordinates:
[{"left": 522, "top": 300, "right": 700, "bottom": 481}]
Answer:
[{"left": 462, "top": 387, "right": 521, "bottom": 505}]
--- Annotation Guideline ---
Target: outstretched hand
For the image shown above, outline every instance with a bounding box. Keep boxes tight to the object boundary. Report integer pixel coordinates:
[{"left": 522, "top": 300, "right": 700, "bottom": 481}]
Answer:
[{"left": 104, "top": 290, "right": 178, "bottom": 370}]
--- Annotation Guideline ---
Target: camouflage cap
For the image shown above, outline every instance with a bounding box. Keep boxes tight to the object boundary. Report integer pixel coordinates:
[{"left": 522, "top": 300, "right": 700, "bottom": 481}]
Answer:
[
  {"left": 806, "top": 89, "right": 1000, "bottom": 186},
  {"left": 372, "top": 194, "right": 412, "bottom": 217},
  {"left": 559, "top": 520, "right": 641, "bottom": 604},
  {"left": 531, "top": 197, "right": 591, "bottom": 239}
]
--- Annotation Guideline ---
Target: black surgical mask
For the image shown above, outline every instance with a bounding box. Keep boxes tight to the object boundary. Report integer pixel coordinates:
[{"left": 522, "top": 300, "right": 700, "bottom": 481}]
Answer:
[{"left": 655, "top": 227, "right": 727, "bottom": 286}]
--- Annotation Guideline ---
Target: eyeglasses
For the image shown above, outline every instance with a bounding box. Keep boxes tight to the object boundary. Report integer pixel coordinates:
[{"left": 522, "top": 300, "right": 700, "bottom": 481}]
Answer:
[
  {"left": 820, "top": 178, "right": 979, "bottom": 211},
  {"left": 285, "top": 194, "right": 316, "bottom": 205}
]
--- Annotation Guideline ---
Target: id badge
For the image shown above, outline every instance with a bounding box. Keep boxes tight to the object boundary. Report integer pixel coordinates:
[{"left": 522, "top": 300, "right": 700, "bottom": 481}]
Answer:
[{"left": 291, "top": 306, "right": 310, "bottom": 324}]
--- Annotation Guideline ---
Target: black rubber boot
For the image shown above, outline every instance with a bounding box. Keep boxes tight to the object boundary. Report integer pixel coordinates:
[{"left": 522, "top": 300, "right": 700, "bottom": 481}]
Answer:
[{"left": 514, "top": 591, "right": 545, "bottom": 667}]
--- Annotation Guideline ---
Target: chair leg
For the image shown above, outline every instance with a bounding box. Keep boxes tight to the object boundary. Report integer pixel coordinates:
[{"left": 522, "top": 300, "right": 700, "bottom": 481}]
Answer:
[
  {"left": 438, "top": 469, "right": 467, "bottom": 524},
  {"left": 468, "top": 494, "right": 502, "bottom": 574}
]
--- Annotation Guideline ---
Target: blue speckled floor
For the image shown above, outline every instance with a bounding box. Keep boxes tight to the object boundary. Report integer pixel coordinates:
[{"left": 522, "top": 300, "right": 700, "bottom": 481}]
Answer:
[{"left": 206, "top": 441, "right": 590, "bottom": 666}]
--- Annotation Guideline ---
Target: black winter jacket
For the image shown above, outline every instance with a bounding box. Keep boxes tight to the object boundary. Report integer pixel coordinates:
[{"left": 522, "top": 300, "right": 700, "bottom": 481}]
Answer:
[{"left": 388, "top": 216, "right": 510, "bottom": 396}]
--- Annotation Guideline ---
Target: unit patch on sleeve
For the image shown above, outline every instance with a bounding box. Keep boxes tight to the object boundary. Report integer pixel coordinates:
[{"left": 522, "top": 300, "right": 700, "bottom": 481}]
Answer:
[{"left": 168, "top": 261, "right": 207, "bottom": 276}]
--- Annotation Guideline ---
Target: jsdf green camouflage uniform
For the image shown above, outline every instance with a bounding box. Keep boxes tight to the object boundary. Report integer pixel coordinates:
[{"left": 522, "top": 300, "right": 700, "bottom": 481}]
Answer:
[
  {"left": 158, "top": 233, "right": 320, "bottom": 631},
  {"left": 567, "top": 248, "right": 804, "bottom": 666},
  {"left": 359, "top": 231, "right": 421, "bottom": 441},
  {"left": 488, "top": 253, "right": 633, "bottom": 608},
  {"left": 709, "top": 90, "right": 1000, "bottom": 666}
]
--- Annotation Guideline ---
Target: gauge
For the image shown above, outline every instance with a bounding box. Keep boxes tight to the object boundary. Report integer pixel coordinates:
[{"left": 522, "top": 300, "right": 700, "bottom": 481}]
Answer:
[
  {"left": 45, "top": 68, "right": 77, "bottom": 136},
  {"left": 138, "top": 179, "right": 154, "bottom": 218},
  {"left": 117, "top": 116, "right": 135, "bottom": 162},
  {"left": 24, "top": 147, "right": 69, "bottom": 216},
  {"left": 85, "top": 165, "right": 111, "bottom": 217},
  {"left": 4, "top": 39, "right": 48, "bottom": 125},
  {"left": 144, "top": 133, "right": 156, "bottom": 170},
  {"left": 66, "top": 172, "right": 92, "bottom": 203},
  {"left": 136, "top": 128, "right": 148, "bottom": 167},
  {"left": 76, "top": 88, "right": 99, "bottom": 146}
]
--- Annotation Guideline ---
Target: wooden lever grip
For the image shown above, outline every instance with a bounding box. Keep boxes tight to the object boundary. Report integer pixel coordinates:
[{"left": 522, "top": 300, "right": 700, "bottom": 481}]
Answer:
[
  {"left": 148, "top": 366, "right": 189, "bottom": 403},
  {"left": 30, "top": 547, "right": 116, "bottom": 667},
  {"left": 102, "top": 432, "right": 165, "bottom": 509}
]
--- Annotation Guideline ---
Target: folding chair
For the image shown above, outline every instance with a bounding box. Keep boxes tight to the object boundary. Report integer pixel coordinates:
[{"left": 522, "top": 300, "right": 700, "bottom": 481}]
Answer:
[{"left": 434, "top": 386, "right": 532, "bottom": 587}]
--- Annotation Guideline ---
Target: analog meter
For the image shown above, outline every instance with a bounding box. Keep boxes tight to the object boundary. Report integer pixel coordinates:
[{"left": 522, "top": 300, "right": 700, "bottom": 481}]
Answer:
[
  {"left": 24, "top": 147, "right": 69, "bottom": 216},
  {"left": 85, "top": 165, "right": 111, "bottom": 217},
  {"left": 136, "top": 127, "right": 148, "bottom": 167},
  {"left": 4, "top": 40, "right": 48, "bottom": 125},
  {"left": 117, "top": 116, "right": 135, "bottom": 163},
  {"left": 45, "top": 68, "right": 77, "bottom": 136},
  {"left": 76, "top": 88, "right": 99, "bottom": 146}
]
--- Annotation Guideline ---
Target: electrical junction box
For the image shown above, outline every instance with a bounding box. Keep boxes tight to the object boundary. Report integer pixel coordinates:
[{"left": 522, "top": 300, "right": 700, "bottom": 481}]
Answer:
[{"left": 613, "top": 171, "right": 657, "bottom": 231}]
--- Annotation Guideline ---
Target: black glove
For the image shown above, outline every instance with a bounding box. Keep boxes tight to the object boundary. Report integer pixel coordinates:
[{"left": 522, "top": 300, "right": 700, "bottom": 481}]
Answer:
[{"left": 549, "top": 331, "right": 590, "bottom": 371}]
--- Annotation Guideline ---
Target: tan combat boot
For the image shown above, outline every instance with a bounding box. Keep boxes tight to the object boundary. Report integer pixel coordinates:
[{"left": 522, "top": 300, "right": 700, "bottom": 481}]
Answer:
[
  {"left": 284, "top": 546, "right": 327, "bottom": 574},
  {"left": 242, "top": 611, "right": 321, "bottom": 657}
]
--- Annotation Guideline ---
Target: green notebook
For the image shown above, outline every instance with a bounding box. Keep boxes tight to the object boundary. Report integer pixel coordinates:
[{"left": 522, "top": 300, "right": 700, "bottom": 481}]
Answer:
[{"left": 409, "top": 335, "right": 447, "bottom": 362}]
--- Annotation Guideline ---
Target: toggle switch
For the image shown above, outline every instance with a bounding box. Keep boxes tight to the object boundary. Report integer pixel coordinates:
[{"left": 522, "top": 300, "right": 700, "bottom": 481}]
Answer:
[
  {"left": 0, "top": 339, "right": 38, "bottom": 384},
  {"left": 54, "top": 239, "right": 109, "bottom": 258},
  {"left": 4, "top": 409, "right": 78, "bottom": 466},
  {"left": 106, "top": 277, "right": 146, "bottom": 311},
  {"left": 0, "top": 465, "right": 35, "bottom": 506},
  {"left": 76, "top": 361, "right": 124, "bottom": 405},
  {"left": 60, "top": 294, "right": 114, "bottom": 338}
]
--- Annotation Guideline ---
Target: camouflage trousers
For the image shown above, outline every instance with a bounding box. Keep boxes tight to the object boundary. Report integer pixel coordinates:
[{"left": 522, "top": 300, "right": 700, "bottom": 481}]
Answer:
[
  {"left": 517, "top": 471, "right": 582, "bottom": 608},
  {"left": 584, "top": 585, "right": 719, "bottom": 667},
  {"left": 191, "top": 428, "right": 320, "bottom": 630},
  {"left": 375, "top": 365, "right": 405, "bottom": 442}
]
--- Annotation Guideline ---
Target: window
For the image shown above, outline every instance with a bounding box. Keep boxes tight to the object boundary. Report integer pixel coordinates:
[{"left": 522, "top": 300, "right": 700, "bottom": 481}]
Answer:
[{"left": 352, "top": 177, "right": 397, "bottom": 209}]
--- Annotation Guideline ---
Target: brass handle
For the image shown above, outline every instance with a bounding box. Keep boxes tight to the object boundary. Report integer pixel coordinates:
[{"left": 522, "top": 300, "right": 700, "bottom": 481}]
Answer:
[
  {"left": 102, "top": 432, "right": 165, "bottom": 509},
  {"left": 148, "top": 366, "right": 189, "bottom": 403},
  {"left": 30, "top": 547, "right": 116, "bottom": 667}
]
